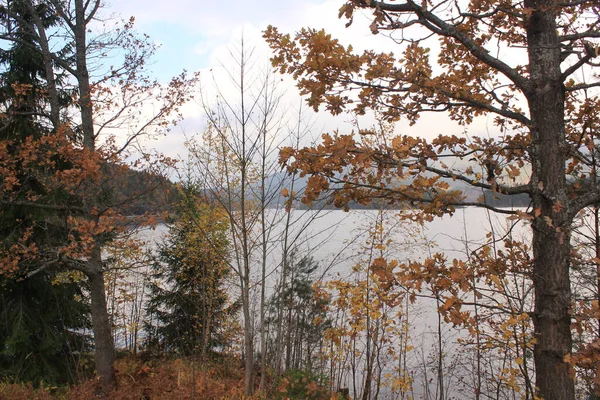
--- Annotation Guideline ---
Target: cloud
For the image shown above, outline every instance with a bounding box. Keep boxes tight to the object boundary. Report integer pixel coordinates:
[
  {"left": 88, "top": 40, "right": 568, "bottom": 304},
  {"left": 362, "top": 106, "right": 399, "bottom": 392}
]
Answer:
[
  {"left": 107, "top": 0, "right": 319, "bottom": 39},
  {"left": 102, "top": 0, "right": 506, "bottom": 162}
]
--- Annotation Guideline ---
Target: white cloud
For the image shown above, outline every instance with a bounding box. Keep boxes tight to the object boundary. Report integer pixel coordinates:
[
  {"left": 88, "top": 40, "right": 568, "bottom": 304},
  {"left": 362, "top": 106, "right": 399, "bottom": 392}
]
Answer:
[{"left": 103, "top": 0, "right": 509, "bottom": 161}]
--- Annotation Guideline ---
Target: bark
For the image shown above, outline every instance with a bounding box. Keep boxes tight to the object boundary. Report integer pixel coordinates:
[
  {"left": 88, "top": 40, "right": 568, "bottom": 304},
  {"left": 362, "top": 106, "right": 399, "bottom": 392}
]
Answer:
[
  {"left": 259, "top": 124, "right": 268, "bottom": 392},
  {"left": 596, "top": 207, "right": 600, "bottom": 338},
  {"left": 274, "top": 254, "right": 288, "bottom": 376},
  {"left": 274, "top": 200, "right": 295, "bottom": 377},
  {"left": 238, "top": 41, "right": 254, "bottom": 395},
  {"left": 362, "top": 278, "right": 373, "bottom": 400},
  {"left": 23, "top": 0, "right": 60, "bottom": 128},
  {"left": 88, "top": 249, "right": 116, "bottom": 388},
  {"left": 71, "top": 0, "right": 116, "bottom": 388},
  {"left": 242, "top": 283, "right": 254, "bottom": 395},
  {"left": 595, "top": 207, "right": 600, "bottom": 396},
  {"left": 525, "top": 1, "right": 574, "bottom": 398},
  {"left": 73, "top": 0, "right": 95, "bottom": 151}
]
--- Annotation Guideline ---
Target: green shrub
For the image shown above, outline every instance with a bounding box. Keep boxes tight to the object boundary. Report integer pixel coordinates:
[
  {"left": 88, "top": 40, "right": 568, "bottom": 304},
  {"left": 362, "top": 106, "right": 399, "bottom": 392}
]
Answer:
[{"left": 274, "top": 369, "right": 330, "bottom": 400}]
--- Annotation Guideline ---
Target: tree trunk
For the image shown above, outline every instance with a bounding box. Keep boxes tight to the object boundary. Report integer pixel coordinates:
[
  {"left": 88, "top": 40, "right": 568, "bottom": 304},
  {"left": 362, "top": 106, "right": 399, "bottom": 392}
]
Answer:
[
  {"left": 531, "top": 208, "right": 574, "bottom": 400},
  {"left": 73, "top": 0, "right": 95, "bottom": 151},
  {"left": 24, "top": 1, "right": 61, "bottom": 128},
  {"left": 88, "top": 253, "right": 116, "bottom": 388},
  {"left": 72, "top": 0, "right": 117, "bottom": 388},
  {"left": 526, "top": 1, "right": 574, "bottom": 398},
  {"left": 242, "top": 285, "right": 254, "bottom": 395},
  {"left": 274, "top": 256, "right": 288, "bottom": 377}
]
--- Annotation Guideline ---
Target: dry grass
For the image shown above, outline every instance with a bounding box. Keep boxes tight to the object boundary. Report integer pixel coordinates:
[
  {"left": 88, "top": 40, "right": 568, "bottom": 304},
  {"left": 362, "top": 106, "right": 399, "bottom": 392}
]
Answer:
[{"left": 0, "top": 356, "right": 251, "bottom": 400}]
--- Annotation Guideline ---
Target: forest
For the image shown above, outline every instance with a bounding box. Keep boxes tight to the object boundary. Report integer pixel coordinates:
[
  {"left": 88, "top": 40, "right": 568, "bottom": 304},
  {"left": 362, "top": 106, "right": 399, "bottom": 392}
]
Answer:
[{"left": 1, "top": 0, "right": 600, "bottom": 400}]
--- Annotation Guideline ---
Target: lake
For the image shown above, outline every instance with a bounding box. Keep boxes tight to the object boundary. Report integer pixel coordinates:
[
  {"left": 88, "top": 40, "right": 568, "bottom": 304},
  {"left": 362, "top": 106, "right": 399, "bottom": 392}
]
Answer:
[{"left": 118, "top": 206, "right": 532, "bottom": 399}]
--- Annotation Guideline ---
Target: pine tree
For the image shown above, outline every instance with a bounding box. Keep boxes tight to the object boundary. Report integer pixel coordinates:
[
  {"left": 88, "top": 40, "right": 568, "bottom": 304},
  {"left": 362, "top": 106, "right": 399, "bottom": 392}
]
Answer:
[
  {"left": 266, "top": 253, "right": 330, "bottom": 373},
  {"left": 145, "top": 186, "right": 236, "bottom": 358},
  {"left": 0, "top": 0, "right": 90, "bottom": 386},
  {"left": 0, "top": 272, "right": 90, "bottom": 385}
]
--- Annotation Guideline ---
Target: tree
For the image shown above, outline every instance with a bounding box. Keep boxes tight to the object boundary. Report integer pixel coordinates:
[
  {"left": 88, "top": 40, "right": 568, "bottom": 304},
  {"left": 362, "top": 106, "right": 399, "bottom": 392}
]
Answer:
[
  {"left": 265, "top": 1, "right": 600, "bottom": 399},
  {"left": 0, "top": 271, "right": 90, "bottom": 385},
  {"left": 190, "top": 49, "right": 279, "bottom": 392},
  {"left": 145, "top": 185, "right": 235, "bottom": 359},
  {"left": 0, "top": 0, "right": 90, "bottom": 386},
  {"left": 189, "top": 38, "right": 331, "bottom": 394},
  {"left": 314, "top": 209, "right": 423, "bottom": 400},
  {"left": 265, "top": 252, "right": 330, "bottom": 376},
  {"left": 0, "top": 0, "right": 195, "bottom": 388}
]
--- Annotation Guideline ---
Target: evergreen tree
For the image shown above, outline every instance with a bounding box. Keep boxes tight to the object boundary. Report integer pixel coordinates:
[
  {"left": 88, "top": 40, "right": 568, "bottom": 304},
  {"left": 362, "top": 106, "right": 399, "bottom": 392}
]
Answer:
[
  {"left": 145, "top": 186, "right": 235, "bottom": 358},
  {"left": 0, "top": 272, "right": 90, "bottom": 385},
  {"left": 266, "top": 253, "right": 330, "bottom": 373},
  {"left": 0, "top": 0, "right": 90, "bottom": 385},
  {"left": 0, "top": 0, "right": 76, "bottom": 263}
]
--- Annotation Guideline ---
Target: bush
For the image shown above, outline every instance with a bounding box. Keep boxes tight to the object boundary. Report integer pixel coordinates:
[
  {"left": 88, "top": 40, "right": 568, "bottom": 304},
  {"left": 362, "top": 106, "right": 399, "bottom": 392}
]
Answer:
[
  {"left": 0, "top": 383, "right": 53, "bottom": 400},
  {"left": 274, "top": 369, "right": 330, "bottom": 400},
  {"left": 69, "top": 355, "right": 248, "bottom": 400}
]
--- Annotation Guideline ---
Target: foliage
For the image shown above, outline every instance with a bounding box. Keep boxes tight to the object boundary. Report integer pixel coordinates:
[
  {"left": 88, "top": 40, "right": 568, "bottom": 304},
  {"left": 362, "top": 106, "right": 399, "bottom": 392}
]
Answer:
[
  {"left": 0, "top": 0, "right": 77, "bottom": 274},
  {"left": 0, "top": 0, "right": 92, "bottom": 386},
  {"left": 0, "top": 355, "right": 252, "bottom": 399},
  {"left": 187, "top": 40, "right": 318, "bottom": 394},
  {"left": 274, "top": 369, "right": 331, "bottom": 400},
  {"left": 266, "top": 253, "right": 330, "bottom": 373},
  {"left": 0, "top": 382, "right": 54, "bottom": 400},
  {"left": 0, "top": 0, "right": 68, "bottom": 141},
  {"left": 0, "top": 271, "right": 90, "bottom": 386},
  {"left": 145, "top": 185, "right": 236, "bottom": 357},
  {"left": 0, "top": 0, "right": 197, "bottom": 387},
  {"left": 317, "top": 210, "right": 419, "bottom": 399},
  {"left": 264, "top": 0, "right": 600, "bottom": 398}
]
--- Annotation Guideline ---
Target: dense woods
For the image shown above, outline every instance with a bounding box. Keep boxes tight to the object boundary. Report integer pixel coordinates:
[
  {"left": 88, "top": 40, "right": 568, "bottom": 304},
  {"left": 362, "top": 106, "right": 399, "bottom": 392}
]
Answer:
[{"left": 0, "top": 0, "right": 600, "bottom": 399}]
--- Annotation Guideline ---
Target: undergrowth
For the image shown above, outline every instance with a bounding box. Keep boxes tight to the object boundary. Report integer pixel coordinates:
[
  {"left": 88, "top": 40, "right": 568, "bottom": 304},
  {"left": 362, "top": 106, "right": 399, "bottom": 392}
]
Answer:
[{"left": 0, "top": 355, "right": 338, "bottom": 399}]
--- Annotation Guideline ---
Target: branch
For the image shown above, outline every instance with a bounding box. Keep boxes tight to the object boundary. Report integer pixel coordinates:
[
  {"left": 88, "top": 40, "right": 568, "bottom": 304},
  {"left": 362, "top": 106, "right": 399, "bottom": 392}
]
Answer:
[
  {"left": 84, "top": 0, "right": 101, "bottom": 25},
  {"left": 561, "top": 50, "right": 596, "bottom": 81},
  {"left": 572, "top": 189, "right": 600, "bottom": 215},
  {"left": 419, "top": 163, "right": 531, "bottom": 195},
  {"left": 49, "top": 0, "right": 75, "bottom": 31},
  {"left": 26, "top": 256, "right": 60, "bottom": 278},
  {"left": 362, "top": 0, "right": 531, "bottom": 91},
  {"left": 347, "top": 78, "right": 531, "bottom": 125},
  {"left": 25, "top": 254, "right": 90, "bottom": 277},
  {"left": 560, "top": 30, "right": 600, "bottom": 42},
  {"left": 429, "top": 87, "right": 530, "bottom": 125},
  {"left": 0, "top": 200, "right": 85, "bottom": 213},
  {"left": 363, "top": 149, "right": 531, "bottom": 195},
  {"left": 457, "top": 5, "right": 523, "bottom": 20},
  {"left": 564, "top": 81, "right": 600, "bottom": 92},
  {"left": 327, "top": 176, "right": 524, "bottom": 215},
  {"left": 63, "top": 257, "right": 92, "bottom": 274}
]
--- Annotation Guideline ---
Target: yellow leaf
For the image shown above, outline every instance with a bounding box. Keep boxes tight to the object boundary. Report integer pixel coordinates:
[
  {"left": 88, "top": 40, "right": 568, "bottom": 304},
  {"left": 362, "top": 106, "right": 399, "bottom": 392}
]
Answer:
[{"left": 515, "top": 357, "right": 523, "bottom": 365}]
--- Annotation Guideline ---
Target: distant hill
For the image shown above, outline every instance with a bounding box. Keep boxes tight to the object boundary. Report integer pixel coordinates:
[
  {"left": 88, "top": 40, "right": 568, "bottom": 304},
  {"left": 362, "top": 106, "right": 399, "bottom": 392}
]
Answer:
[
  {"left": 136, "top": 170, "right": 529, "bottom": 214},
  {"left": 98, "top": 164, "right": 180, "bottom": 216}
]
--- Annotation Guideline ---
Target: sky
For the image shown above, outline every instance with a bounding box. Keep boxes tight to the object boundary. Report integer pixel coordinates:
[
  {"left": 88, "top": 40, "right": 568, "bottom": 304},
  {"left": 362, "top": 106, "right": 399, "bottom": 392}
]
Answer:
[
  {"left": 102, "top": 0, "right": 502, "bottom": 160},
  {"left": 107, "top": 0, "right": 364, "bottom": 77}
]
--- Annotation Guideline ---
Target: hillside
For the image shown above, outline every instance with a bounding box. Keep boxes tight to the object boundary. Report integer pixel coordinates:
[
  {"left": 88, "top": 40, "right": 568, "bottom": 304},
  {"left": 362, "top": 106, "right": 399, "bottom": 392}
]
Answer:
[{"left": 98, "top": 164, "right": 180, "bottom": 216}]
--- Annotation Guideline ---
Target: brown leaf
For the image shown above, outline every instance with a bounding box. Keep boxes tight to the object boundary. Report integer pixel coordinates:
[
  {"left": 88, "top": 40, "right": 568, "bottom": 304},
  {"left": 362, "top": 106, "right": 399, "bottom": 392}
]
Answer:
[{"left": 369, "top": 20, "right": 379, "bottom": 35}]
